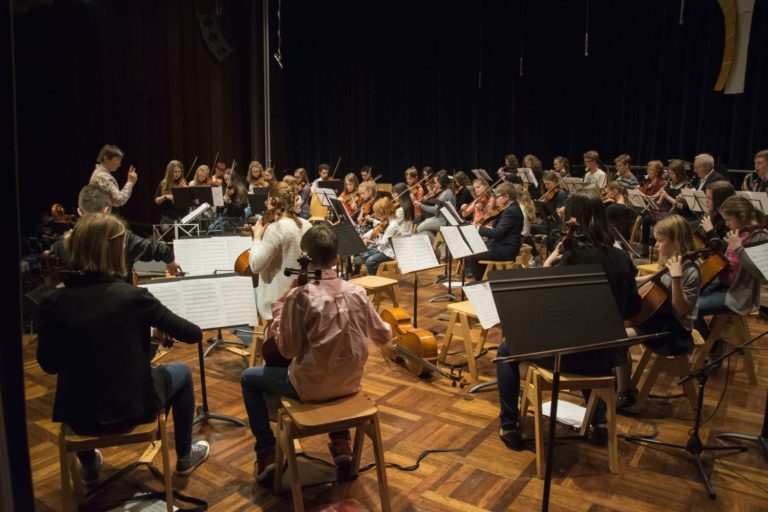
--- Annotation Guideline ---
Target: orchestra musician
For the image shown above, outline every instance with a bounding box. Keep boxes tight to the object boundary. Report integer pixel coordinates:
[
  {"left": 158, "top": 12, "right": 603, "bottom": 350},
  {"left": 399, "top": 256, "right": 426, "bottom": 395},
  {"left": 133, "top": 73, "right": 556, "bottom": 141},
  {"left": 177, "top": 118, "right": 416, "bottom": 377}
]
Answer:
[
  {"left": 461, "top": 178, "right": 496, "bottom": 224},
  {"left": 154, "top": 160, "right": 187, "bottom": 225},
  {"left": 532, "top": 171, "right": 568, "bottom": 251},
  {"left": 613, "top": 154, "right": 639, "bottom": 190},
  {"left": 212, "top": 162, "right": 227, "bottom": 187},
  {"left": 281, "top": 176, "right": 304, "bottom": 216},
  {"left": 240, "top": 225, "right": 392, "bottom": 486},
  {"left": 465, "top": 182, "right": 523, "bottom": 280},
  {"left": 453, "top": 171, "right": 474, "bottom": 213},
  {"left": 699, "top": 181, "right": 736, "bottom": 241},
  {"left": 515, "top": 185, "right": 541, "bottom": 265},
  {"left": 190, "top": 164, "right": 212, "bottom": 186},
  {"left": 638, "top": 160, "right": 666, "bottom": 196},
  {"left": 694, "top": 195, "right": 768, "bottom": 343},
  {"left": 312, "top": 163, "right": 331, "bottom": 188},
  {"left": 89, "top": 144, "right": 138, "bottom": 208},
  {"left": 352, "top": 197, "right": 410, "bottom": 276},
  {"left": 360, "top": 165, "right": 374, "bottom": 183},
  {"left": 616, "top": 214, "right": 702, "bottom": 409},
  {"left": 522, "top": 154, "right": 544, "bottom": 199},
  {"left": 208, "top": 169, "right": 248, "bottom": 233},
  {"left": 392, "top": 182, "right": 416, "bottom": 228},
  {"left": 415, "top": 171, "right": 455, "bottom": 244},
  {"left": 741, "top": 149, "right": 768, "bottom": 192},
  {"left": 603, "top": 182, "right": 637, "bottom": 240},
  {"left": 553, "top": 155, "right": 570, "bottom": 177},
  {"left": 497, "top": 191, "right": 641, "bottom": 449},
  {"left": 355, "top": 181, "right": 378, "bottom": 229},
  {"left": 51, "top": 185, "right": 182, "bottom": 280},
  {"left": 498, "top": 153, "right": 522, "bottom": 184},
  {"left": 338, "top": 173, "right": 361, "bottom": 218},
  {"left": 420, "top": 166, "right": 436, "bottom": 194},
  {"left": 247, "top": 161, "right": 268, "bottom": 191},
  {"left": 582, "top": 150, "right": 607, "bottom": 189},
  {"left": 293, "top": 168, "right": 312, "bottom": 219},
  {"left": 263, "top": 167, "right": 278, "bottom": 188},
  {"left": 38, "top": 213, "right": 210, "bottom": 482},
  {"left": 405, "top": 167, "right": 425, "bottom": 222},
  {"left": 248, "top": 182, "right": 312, "bottom": 324}
]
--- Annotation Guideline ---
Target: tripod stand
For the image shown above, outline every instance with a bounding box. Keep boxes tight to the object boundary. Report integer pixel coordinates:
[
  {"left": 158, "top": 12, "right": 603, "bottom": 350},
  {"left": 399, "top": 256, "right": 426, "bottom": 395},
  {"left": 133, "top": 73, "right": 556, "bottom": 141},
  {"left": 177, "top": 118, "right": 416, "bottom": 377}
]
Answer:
[
  {"left": 193, "top": 339, "right": 246, "bottom": 427},
  {"left": 624, "top": 339, "right": 759, "bottom": 498},
  {"left": 717, "top": 392, "right": 768, "bottom": 463}
]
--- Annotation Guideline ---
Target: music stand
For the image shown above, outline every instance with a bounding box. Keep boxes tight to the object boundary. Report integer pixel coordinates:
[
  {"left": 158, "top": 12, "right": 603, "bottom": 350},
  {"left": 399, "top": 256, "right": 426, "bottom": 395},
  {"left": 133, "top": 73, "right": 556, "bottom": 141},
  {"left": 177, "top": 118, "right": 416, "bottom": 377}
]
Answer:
[
  {"left": 317, "top": 179, "right": 344, "bottom": 194},
  {"left": 332, "top": 217, "right": 367, "bottom": 280},
  {"left": 489, "top": 265, "right": 664, "bottom": 512},
  {"left": 248, "top": 188, "right": 269, "bottom": 213},
  {"left": 173, "top": 186, "right": 216, "bottom": 212},
  {"left": 391, "top": 234, "right": 441, "bottom": 328}
]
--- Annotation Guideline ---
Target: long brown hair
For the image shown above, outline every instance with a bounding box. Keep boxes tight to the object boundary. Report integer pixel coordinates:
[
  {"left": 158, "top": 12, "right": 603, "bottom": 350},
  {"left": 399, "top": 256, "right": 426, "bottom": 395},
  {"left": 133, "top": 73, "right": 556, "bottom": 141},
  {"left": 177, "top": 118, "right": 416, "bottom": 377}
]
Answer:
[
  {"left": 161, "top": 160, "right": 187, "bottom": 195},
  {"left": 68, "top": 213, "right": 126, "bottom": 276},
  {"left": 719, "top": 195, "right": 765, "bottom": 230}
]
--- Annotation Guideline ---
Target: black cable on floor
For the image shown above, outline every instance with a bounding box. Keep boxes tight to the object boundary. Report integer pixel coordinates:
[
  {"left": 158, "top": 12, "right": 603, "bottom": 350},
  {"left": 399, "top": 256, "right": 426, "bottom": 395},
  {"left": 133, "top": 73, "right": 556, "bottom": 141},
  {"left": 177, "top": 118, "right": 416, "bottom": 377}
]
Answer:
[{"left": 297, "top": 448, "right": 462, "bottom": 473}]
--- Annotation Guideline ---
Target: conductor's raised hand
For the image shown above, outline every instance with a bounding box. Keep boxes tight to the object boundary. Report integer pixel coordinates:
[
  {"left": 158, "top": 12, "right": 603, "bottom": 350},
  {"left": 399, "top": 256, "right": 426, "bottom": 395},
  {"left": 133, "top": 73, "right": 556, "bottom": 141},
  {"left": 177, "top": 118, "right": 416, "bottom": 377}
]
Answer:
[{"left": 127, "top": 166, "right": 138, "bottom": 184}]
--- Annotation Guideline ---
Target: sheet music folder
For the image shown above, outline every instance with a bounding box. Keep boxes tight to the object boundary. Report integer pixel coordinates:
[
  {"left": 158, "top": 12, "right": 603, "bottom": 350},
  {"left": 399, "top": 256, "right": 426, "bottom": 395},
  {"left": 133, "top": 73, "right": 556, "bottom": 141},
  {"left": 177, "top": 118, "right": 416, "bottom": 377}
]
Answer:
[{"left": 488, "top": 265, "right": 631, "bottom": 360}]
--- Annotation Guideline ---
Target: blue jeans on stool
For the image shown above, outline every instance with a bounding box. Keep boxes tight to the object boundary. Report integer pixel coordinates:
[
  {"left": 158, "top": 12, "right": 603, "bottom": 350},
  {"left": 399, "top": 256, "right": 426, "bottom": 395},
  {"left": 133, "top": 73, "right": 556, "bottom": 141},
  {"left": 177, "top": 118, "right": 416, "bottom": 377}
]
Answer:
[
  {"left": 241, "top": 366, "right": 350, "bottom": 454},
  {"left": 353, "top": 247, "right": 391, "bottom": 276},
  {"left": 694, "top": 285, "right": 731, "bottom": 339}
]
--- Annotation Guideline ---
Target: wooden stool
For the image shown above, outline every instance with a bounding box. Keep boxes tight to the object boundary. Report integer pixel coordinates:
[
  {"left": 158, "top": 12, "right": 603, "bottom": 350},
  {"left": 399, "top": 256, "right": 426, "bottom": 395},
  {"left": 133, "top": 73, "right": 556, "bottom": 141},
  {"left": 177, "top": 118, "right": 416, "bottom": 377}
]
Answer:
[
  {"left": 439, "top": 301, "right": 491, "bottom": 381},
  {"left": 376, "top": 260, "right": 401, "bottom": 301},
  {"left": 691, "top": 313, "right": 758, "bottom": 385},
  {"left": 274, "top": 394, "right": 391, "bottom": 512},
  {"left": 249, "top": 317, "right": 269, "bottom": 367},
  {"left": 348, "top": 275, "right": 399, "bottom": 311},
  {"left": 519, "top": 365, "right": 618, "bottom": 479},
  {"left": 636, "top": 263, "right": 659, "bottom": 277},
  {"left": 479, "top": 245, "right": 533, "bottom": 279},
  {"left": 58, "top": 414, "right": 173, "bottom": 512},
  {"left": 630, "top": 338, "right": 700, "bottom": 412}
]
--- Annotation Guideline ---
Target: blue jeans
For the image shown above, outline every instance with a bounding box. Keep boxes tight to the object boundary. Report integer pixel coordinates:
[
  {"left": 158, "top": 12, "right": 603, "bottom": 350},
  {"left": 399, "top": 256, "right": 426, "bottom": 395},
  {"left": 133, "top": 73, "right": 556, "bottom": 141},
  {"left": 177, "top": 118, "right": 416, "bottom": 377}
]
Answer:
[
  {"left": 75, "top": 363, "right": 196, "bottom": 465},
  {"left": 353, "top": 247, "right": 391, "bottom": 276},
  {"left": 240, "top": 366, "right": 350, "bottom": 454},
  {"left": 694, "top": 285, "right": 731, "bottom": 339}
]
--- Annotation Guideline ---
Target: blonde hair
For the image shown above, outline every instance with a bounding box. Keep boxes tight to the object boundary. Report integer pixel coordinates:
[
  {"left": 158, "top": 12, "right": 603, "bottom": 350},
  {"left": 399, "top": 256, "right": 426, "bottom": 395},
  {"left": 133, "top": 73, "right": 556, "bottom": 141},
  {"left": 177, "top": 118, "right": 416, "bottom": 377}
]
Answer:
[
  {"left": 494, "top": 182, "right": 518, "bottom": 202},
  {"left": 269, "top": 182, "right": 302, "bottom": 228},
  {"left": 359, "top": 181, "right": 377, "bottom": 196},
  {"left": 373, "top": 197, "right": 395, "bottom": 219},
  {"left": 68, "top": 213, "right": 126, "bottom": 276},
  {"left": 247, "top": 161, "right": 265, "bottom": 187},
  {"left": 161, "top": 160, "right": 187, "bottom": 195},
  {"left": 654, "top": 214, "right": 695, "bottom": 261},
  {"left": 191, "top": 165, "right": 211, "bottom": 186},
  {"left": 514, "top": 185, "right": 538, "bottom": 223}
]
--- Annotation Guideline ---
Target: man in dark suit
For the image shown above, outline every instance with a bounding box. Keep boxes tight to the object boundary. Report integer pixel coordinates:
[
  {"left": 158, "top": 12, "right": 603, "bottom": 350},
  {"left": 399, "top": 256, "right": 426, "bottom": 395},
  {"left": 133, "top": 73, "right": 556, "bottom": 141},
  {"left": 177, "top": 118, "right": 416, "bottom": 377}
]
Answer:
[{"left": 691, "top": 153, "right": 728, "bottom": 191}]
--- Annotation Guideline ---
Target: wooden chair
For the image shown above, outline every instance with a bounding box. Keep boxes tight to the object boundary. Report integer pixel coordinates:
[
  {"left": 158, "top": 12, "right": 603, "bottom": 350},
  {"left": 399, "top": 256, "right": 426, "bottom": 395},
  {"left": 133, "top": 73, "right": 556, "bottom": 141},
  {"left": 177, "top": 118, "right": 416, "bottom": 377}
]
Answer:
[
  {"left": 274, "top": 394, "right": 391, "bottom": 512},
  {"left": 479, "top": 244, "right": 533, "bottom": 280},
  {"left": 629, "top": 332, "right": 701, "bottom": 412},
  {"left": 691, "top": 313, "right": 758, "bottom": 385},
  {"left": 628, "top": 214, "right": 643, "bottom": 246},
  {"left": 519, "top": 365, "right": 618, "bottom": 479},
  {"left": 249, "top": 316, "right": 269, "bottom": 367},
  {"left": 376, "top": 260, "right": 401, "bottom": 301},
  {"left": 348, "top": 275, "right": 399, "bottom": 311},
  {"left": 308, "top": 193, "right": 329, "bottom": 223},
  {"left": 438, "top": 301, "right": 492, "bottom": 381},
  {"left": 636, "top": 263, "right": 659, "bottom": 277},
  {"left": 58, "top": 414, "right": 173, "bottom": 512}
]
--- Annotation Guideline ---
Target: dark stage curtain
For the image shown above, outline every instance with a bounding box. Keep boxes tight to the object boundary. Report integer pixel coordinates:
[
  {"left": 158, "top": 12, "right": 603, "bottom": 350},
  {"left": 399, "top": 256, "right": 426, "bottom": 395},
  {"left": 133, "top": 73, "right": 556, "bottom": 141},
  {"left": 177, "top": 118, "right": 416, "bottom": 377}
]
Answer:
[{"left": 275, "top": 0, "right": 768, "bottom": 181}]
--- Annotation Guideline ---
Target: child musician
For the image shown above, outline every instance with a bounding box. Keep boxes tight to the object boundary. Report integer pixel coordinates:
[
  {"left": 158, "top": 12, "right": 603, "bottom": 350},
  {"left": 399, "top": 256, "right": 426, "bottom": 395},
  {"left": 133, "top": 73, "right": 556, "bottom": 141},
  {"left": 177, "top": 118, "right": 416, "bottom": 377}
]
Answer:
[{"left": 352, "top": 197, "right": 409, "bottom": 275}]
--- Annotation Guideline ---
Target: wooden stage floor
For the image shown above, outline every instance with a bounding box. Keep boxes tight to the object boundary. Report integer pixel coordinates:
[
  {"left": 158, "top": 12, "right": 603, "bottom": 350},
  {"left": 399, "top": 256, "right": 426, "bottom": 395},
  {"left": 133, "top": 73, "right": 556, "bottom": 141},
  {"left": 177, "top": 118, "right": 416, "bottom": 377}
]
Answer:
[{"left": 24, "top": 267, "right": 768, "bottom": 511}]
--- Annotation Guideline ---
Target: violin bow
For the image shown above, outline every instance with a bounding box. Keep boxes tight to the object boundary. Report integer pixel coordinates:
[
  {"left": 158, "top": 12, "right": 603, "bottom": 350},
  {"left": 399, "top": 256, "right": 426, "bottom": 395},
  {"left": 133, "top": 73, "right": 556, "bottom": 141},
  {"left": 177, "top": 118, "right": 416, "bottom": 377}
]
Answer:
[
  {"left": 331, "top": 156, "right": 342, "bottom": 179},
  {"left": 184, "top": 156, "right": 199, "bottom": 182}
]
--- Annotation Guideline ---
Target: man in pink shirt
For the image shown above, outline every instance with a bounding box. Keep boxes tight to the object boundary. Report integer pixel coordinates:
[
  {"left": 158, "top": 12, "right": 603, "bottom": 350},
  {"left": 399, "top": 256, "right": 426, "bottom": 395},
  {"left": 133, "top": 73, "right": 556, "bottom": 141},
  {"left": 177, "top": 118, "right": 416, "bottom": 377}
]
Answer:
[{"left": 241, "top": 224, "right": 393, "bottom": 486}]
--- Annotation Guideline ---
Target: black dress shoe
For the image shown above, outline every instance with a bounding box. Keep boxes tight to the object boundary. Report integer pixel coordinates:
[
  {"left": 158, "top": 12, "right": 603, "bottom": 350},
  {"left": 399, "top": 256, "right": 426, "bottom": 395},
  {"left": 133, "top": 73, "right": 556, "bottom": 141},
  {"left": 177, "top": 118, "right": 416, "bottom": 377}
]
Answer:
[
  {"left": 500, "top": 427, "right": 524, "bottom": 451},
  {"left": 585, "top": 425, "right": 608, "bottom": 446},
  {"left": 616, "top": 389, "right": 638, "bottom": 411}
]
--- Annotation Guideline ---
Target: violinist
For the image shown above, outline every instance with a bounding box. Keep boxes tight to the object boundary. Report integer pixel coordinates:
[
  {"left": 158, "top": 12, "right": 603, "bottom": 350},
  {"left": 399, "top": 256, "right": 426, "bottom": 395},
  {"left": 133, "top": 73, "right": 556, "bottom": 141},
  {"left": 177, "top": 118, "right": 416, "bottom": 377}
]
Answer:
[
  {"left": 415, "top": 171, "right": 455, "bottom": 244},
  {"left": 617, "top": 215, "right": 701, "bottom": 410},
  {"left": 405, "top": 167, "right": 424, "bottom": 221},
  {"left": 698, "top": 181, "right": 736, "bottom": 242},
  {"left": 497, "top": 153, "right": 522, "bottom": 184},
  {"left": 281, "top": 176, "right": 304, "bottom": 216},
  {"left": 465, "top": 182, "right": 523, "bottom": 281},
  {"left": 553, "top": 156, "right": 570, "bottom": 177},
  {"left": 392, "top": 182, "right": 416, "bottom": 228},
  {"left": 639, "top": 160, "right": 688, "bottom": 256},
  {"left": 249, "top": 182, "right": 312, "bottom": 324},
  {"left": 38, "top": 213, "right": 210, "bottom": 481},
  {"left": 312, "top": 163, "right": 331, "bottom": 188},
  {"left": 604, "top": 182, "right": 637, "bottom": 240},
  {"left": 532, "top": 171, "right": 568, "bottom": 251},
  {"left": 694, "top": 195, "right": 768, "bottom": 343},
  {"left": 522, "top": 154, "right": 544, "bottom": 199},
  {"left": 461, "top": 178, "right": 496, "bottom": 224},
  {"left": 89, "top": 144, "right": 137, "bottom": 208},
  {"left": 741, "top": 149, "right": 768, "bottom": 192},
  {"left": 355, "top": 181, "right": 377, "bottom": 228},
  {"left": 352, "top": 197, "right": 407, "bottom": 276},
  {"left": 190, "top": 165, "right": 212, "bottom": 186},
  {"left": 360, "top": 165, "right": 374, "bottom": 183},
  {"left": 212, "top": 161, "right": 227, "bottom": 187},
  {"left": 154, "top": 160, "right": 187, "bottom": 225},
  {"left": 293, "top": 168, "right": 312, "bottom": 219},
  {"left": 247, "top": 161, "right": 268, "bottom": 191},
  {"left": 263, "top": 167, "right": 278, "bottom": 188},
  {"left": 338, "top": 173, "right": 361, "bottom": 217},
  {"left": 516, "top": 186, "right": 541, "bottom": 265},
  {"left": 241, "top": 225, "right": 392, "bottom": 486},
  {"left": 421, "top": 166, "right": 436, "bottom": 194},
  {"left": 453, "top": 172, "right": 475, "bottom": 213},
  {"left": 208, "top": 169, "right": 248, "bottom": 233}
]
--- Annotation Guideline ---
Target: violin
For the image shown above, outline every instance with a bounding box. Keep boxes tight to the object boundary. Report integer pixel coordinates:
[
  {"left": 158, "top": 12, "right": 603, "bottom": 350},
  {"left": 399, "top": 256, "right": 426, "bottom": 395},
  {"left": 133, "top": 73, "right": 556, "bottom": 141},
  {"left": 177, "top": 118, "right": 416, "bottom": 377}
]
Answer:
[
  {"left": 478, "top": 205, "right": 506, "bottom": 226},
  {"left": 51, "top": 203, "right": 75, "bottom": 224},
  {"left": 628, "top": 239, "right": 724, "bottom": 327},
  {"left": 365, "top": 218, "right": 389, "bottom": 242},
  {"left": 234, "top": 207, "right": 282, "bottom": 279},
  {"left": 380, "top": 308, "right": 466, "bottom": 387},
  {"left": 538, "top": 185, "right": 559, "bottom": 203}
]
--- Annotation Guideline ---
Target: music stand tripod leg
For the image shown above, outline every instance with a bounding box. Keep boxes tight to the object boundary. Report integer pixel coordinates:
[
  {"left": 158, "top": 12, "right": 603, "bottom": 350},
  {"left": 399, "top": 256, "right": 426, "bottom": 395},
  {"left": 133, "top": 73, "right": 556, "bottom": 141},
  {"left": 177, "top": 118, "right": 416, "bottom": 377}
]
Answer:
[
  {"left": 193, "top": 340, "right": 246, "bottom": 427},
  {"left": 204, "top": 328, "right": 247, "bottom": 358},
  {"left": 716, "top": 391, "right": 768, "bottom": 463}
]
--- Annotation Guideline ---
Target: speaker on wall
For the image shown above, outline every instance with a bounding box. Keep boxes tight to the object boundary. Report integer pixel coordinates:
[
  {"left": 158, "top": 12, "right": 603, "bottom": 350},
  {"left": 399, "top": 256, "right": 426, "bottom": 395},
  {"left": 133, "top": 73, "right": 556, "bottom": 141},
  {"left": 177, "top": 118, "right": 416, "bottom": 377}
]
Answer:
[{"left": 197, "top": 14, "right": 233, "bottom": 63}]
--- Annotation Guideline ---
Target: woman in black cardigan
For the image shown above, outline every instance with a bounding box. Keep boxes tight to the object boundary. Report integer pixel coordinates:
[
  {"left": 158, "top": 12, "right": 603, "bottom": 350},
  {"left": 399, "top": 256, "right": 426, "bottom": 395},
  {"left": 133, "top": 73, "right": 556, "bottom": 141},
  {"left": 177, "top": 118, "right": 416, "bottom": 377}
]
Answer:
[
  {"left": 37, "top": 213, "right": 210, "bottom": 483},
  {"left": 467, "top": 182, "right": 523, "bottom": 280}
]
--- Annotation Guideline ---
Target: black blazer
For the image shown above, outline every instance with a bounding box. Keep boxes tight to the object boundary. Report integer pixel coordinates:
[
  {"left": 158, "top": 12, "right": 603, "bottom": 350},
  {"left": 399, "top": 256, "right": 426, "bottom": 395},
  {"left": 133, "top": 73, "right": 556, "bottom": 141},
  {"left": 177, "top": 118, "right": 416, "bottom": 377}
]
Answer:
[
  {"left": 37, "top": 273, "right": 202, "bottom": 426},
  {"left": 478, "top": 202, "right": 523, "bottom": 257},
  {"left": 692, "top": 170, "right": 727, "bottom": 191}
]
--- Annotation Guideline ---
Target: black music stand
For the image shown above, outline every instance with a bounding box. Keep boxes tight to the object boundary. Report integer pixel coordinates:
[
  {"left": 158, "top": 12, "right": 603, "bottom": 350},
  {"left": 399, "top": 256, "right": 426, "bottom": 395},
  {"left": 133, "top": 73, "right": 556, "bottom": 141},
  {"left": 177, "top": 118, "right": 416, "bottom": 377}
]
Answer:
[
  {"left": 489, "top": 265, "right": 663, "bottom": 512},
  {"left": 332, "top": 217, "right": 366, "bottom": 280},
  {"left": 624, "top": 330, "right": 768, "bottom": 497},
  {"left": 247, "top": 188, "right": 269, "bottom": 213},
  {"left": 317, "top": 179, "right": 344, "bottom": 194},
  {"left": 173, "top": 186, "right": 217, "bottom": 212}
]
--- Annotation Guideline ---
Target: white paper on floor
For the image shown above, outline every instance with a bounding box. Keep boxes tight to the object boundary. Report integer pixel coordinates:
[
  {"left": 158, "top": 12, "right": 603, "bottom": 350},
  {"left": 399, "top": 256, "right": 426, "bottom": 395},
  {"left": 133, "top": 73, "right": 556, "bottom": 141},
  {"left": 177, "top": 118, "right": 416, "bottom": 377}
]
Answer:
[{"left": 542, "top": 400, "right": 586, "bottom": 429}]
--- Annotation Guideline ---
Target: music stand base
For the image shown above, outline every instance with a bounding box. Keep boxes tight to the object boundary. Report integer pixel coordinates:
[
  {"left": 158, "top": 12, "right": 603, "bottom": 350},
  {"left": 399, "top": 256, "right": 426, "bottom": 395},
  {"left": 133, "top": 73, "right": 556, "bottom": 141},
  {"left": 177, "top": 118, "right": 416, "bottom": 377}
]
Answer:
[
  {"left": 716, "top": 433, "right": 768, "bottom": 463},
  {"left": 428, "top": 293, "right": 456, "bottom": 303},
  {"left": 468, "top": 379, "right": 497, "bottom": 394},
  {"left": 194, "top": 405, "right": 246, "bottom": 427},
  {"left": 203, "top": 337, "right": 247, "bottom": 358}
]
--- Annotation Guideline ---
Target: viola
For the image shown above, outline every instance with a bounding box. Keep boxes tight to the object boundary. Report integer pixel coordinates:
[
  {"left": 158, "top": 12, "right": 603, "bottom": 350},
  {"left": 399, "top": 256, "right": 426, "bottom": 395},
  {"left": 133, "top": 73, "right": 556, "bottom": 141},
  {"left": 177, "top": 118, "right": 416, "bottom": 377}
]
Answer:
[
  {"left": 366, "top": 218, "right": 389, "bottom": 242},
  {"left": 380, "top": 308, "right": 466, "bottom": 387}
]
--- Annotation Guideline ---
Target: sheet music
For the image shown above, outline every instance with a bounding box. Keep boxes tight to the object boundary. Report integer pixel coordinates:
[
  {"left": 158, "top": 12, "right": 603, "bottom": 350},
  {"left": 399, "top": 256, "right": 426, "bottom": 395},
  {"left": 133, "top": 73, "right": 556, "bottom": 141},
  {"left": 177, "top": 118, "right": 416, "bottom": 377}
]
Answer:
[
  {"left": 439, "top": 226, "right": 472, "bottom": 259},
  {"left": 442, "top": 201, "right": 464, "bottom": 225},
  {"left": 141, "top": 275, "right": 257, "bottom": 330},
  {"left": 471, "top": 169, "right": 493, "bottom": 183},
  {"left": 744, "top": 242, "right": 768, "bottom": 281},
  {"left": 680, "top": 189, "right": 707, "bottom": 212},
  {"left": 174, "top": 236, "right": 251, "bottom": 275},
  {"left": 211, "top": 186, "right": 224, "bottom": 207},
  {"left": 173, "top": 239, "right": 204, "bottom": 275},
  {"left": 314, "top": 188, "right": 338, "bottom": 206},
  {"left": 459, "top": 224, "right": 489, "bottom": 255},
  {"left": 181, "top": 202, "right": 211, "bottom": 224},
  {"left": 226, "top": 237, "right": 253, "bottom": 265},
  {"left": 462, "top": 282, "right": 500, "bottom": 329},
  {"left": 627, "top": 190, "right": 647, "bottom": 209},
  {"left": 736, "top": 191, "right": 768, "bottom": 213},
  {"left": 517, "top": 168, "right": 539, "bottom": 188},
  {"left": 391, "top": 234, "right": 441, "bottom": 274},
  {"left": 561, "top": 178, "right": 583, "bottom": 194},
  {"left": 440, "top": 207, "right": 460, "bottom": 226}
]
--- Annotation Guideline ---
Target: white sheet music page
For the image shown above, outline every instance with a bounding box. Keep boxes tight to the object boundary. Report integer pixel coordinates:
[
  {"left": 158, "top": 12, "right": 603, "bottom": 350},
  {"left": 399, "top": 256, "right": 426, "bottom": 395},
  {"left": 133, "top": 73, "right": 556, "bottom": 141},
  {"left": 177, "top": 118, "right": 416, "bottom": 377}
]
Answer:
[
  {"left": 744, "top": 242, "right": 768, "bottom": 281},
  {"left": 211, "top": 186, "right": 224, "bottom": 207},
  {"left": 439, "top": 226, "right": 472, "bottom": 259},
  {"left": 462, "top": 282, "right": 500, "bottom": 329},
  {"left": 226, "top": 237, "right": 253, "bottom": 268},
  {"left": 736, "top": 191, "right": 768, "bottom": 213},
  {"left": 459, "top": 224, "right": 489, "bottom": 255},
  {"left": 181, "top": 202, "right": 210, "bottom": 224},
  {"left": 627, "top": 190, "right": 647, "bottom": 208},
  {"left": 173, "top": 238, "right": 204, "bottom": 276},
  {"left": 180, "top": 278, "right": 223, "bottom": 329},
  {"left": 440, "top": 207, "right": 460, "bottom": 226},
  {"left": 679, "top": 189, "right": 696, "bottom": 210},
  {"left": 201, "top": 237, "right": 232, "bottom": 274},
  {"left": 314, "top": 188, "right": 338, "bottom": 206},
  {"left": 219, "top": 276, "right": 259, "bottom": 326},
  {"left": 141, "top": 281, "right": 185, "bottom": 318},
  {"left": 391, "top": 234, "right": 441, "bottom": 274}
]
